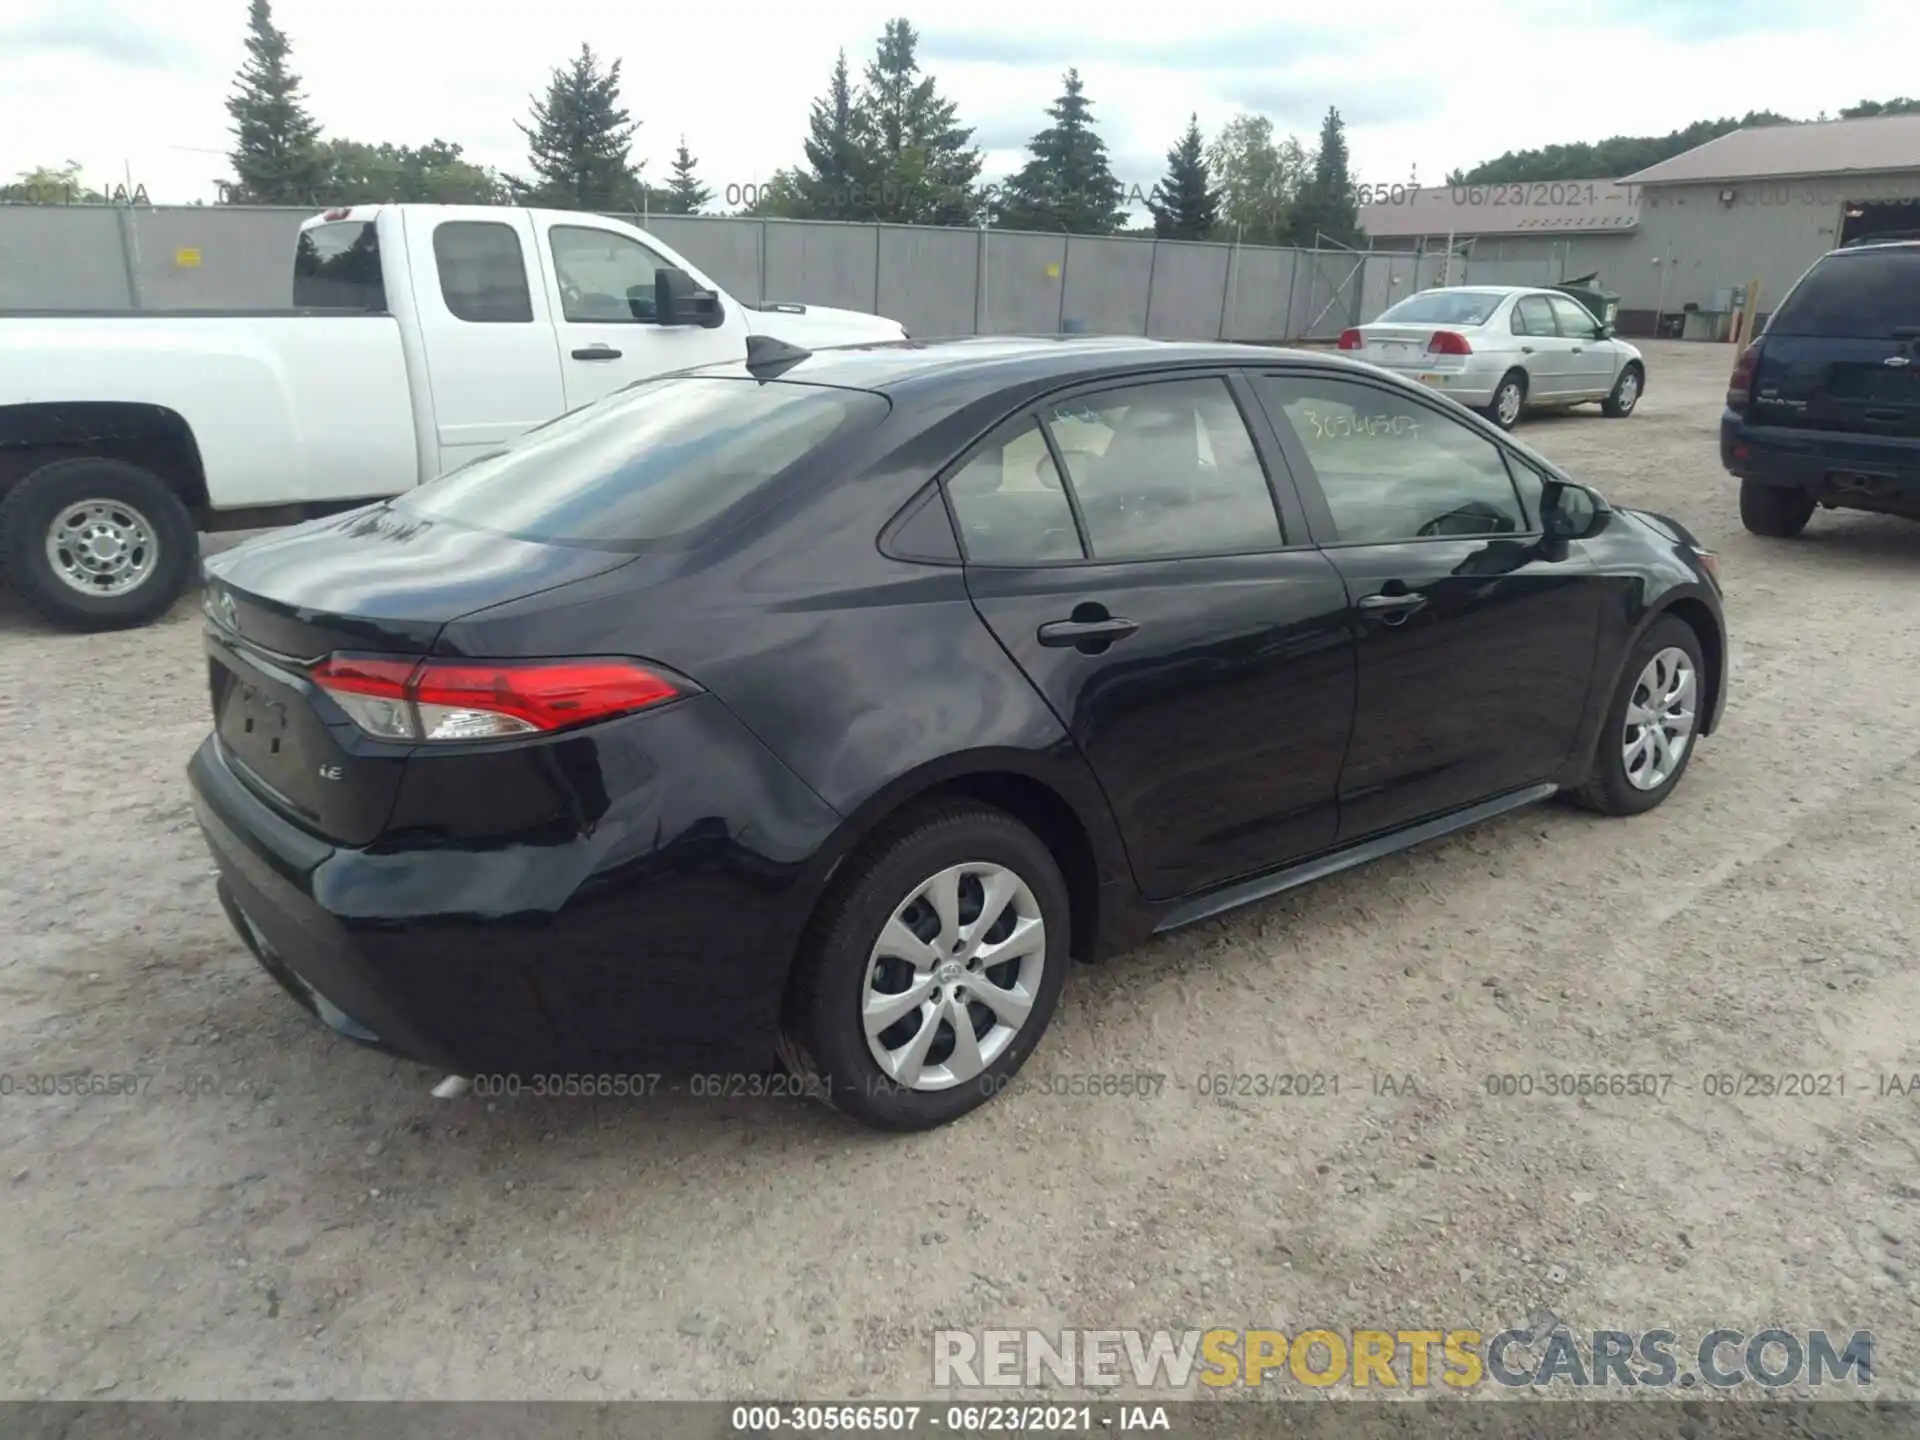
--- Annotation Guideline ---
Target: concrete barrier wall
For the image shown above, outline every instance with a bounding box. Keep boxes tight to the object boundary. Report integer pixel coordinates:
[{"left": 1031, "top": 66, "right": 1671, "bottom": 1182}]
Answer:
[{"left": 2, "top": 202, "right": 1495, "bottom": 338}]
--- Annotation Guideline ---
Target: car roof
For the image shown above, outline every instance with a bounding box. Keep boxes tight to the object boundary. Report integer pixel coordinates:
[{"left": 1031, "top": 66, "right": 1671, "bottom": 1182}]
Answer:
[{"left": 686, "top": 334, "right": 1338, "bottom": 395}]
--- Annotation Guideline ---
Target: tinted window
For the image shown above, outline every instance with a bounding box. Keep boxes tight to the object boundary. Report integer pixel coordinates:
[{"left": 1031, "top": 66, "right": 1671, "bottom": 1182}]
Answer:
[
  {"left": 551, "top": 226, "right": 673, "bottom": 322},
  {"left": 1040, "top": 378, "right": 1283, "bottom": 559},
  {"left": 292, "top": 221, "right": 385, "bottom": 309},
  {"left": 947, "top": 422, "right": 1083, "bottom": 563},
  {"left": 1512, "top": 295, "right": 1554, "bottom": 337},
  {"left": 1768, "top": 250, "right": 1920, "bottom": 337},
  {"left": 432, "top": 222, "right": 533, "bottom": 323},
  {"left": 397, "top": 378, "right": 886, "bottom": 549},
  {"left": 1375, "top": 290, "right": 1505, "bottom": 326},
  {"left": 1256, "top": 374, "right": 1526, "bottom": 543},
  {"left": 1547, "top": 294, "right": 1600, "bottom": 338}
]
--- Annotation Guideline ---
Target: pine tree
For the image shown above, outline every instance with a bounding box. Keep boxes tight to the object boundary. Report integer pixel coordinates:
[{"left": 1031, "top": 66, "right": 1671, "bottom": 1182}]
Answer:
[
  {"left": 225, "top": 0, "right": 325, "bottom": 204},
  {"left": 995, "top": 69, "right": 1125, "bottom": 234},
  {"left": 1147, "top": 114, "right": 1217, "bottom": 240},
  {"left": 857, "top": 19, "right": 983, "bottom": 226},
  {"left": 661, "top": 138, "right": 712, "bottom": 214},
  {"left": 1289, "top": 106, "right": 1360, "bottom": 247},
  {"left": 509, "top": 44, "right": 643, "bottom": 210},
  {"left": 796, "top": 50, "right": 878, "bottom": 219}
]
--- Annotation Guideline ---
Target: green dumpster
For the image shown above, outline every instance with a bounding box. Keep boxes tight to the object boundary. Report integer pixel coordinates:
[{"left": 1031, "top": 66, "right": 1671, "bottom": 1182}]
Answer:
[{"left": 1550, "top": 271, "right": 1620, "bottom": 332}]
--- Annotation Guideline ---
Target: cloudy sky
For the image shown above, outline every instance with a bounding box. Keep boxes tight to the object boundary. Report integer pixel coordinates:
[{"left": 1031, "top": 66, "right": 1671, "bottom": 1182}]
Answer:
[{"left": 2, "top": 0, "right": 1917, "bottom": 207}]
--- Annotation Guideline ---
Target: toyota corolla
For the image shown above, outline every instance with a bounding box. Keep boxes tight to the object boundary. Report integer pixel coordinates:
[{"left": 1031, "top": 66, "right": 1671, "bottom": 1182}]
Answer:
[{"left": 188, "top": 335, "right": 1726, "bottom": 1131}]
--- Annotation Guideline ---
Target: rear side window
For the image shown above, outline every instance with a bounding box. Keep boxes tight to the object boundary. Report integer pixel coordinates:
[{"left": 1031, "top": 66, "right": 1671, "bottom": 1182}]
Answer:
[
  {"left": 293, "top": 221, "right": 385, "bottom": 309},
  {"left": 433, "top": 221, "right": 533, "bottom": 323},
  {"left": 947, "top": 422, "right": 1083, "bottom": 563},
  {"left": 397, "top": 378, "right": 887, "bottom": 549},
  {"left": 1769, "top": 250, "right": 1920, "bottom": 338}
]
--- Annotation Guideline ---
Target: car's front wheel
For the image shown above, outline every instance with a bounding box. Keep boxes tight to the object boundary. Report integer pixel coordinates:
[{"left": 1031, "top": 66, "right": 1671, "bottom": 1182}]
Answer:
[
  {"left": 1739, "top": 478, "right": 1815, "bottom": 537},
  {"left": 779, "top": 802, "right": 1070, "bottom": 1131},
  {"left": 1567, "top": 616, "right": 1706, "bottom": 816},
  {"left": 1601, "top": 363, "right": 1643, "bottom": 417}
]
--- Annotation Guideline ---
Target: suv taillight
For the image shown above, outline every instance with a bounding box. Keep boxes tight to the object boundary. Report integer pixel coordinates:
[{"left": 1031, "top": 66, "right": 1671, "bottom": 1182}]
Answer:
[
  {"left": 1726, "top": 341, "right": 1761, "bottom": 413},
  {"left": 1337, "top": 328, "right": 1364, "bottom": 350},
  {"left": 312, "top": 655, "right": 684, "bottom": 741},
  {"left": 1427, "top": 330, "right": 1473, "bottom": 356}
]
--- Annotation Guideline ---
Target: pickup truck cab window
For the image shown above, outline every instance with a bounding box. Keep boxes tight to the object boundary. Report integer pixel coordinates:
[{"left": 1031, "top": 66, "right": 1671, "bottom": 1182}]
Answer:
[
  {"left": 293, "top": 221, "right": 385, "bottom": 310},
  {"left": 432, "top": 221, "right": 533, "bottom": 324},
  {"left": 550, "top": 226, "right": 675, "bottom": 323}
]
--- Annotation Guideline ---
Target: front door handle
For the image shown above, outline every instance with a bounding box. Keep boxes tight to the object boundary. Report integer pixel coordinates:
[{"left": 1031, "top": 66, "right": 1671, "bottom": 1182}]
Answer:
[
  {"left": 1038, "top": 616, "right": 1139, "bottom": 648},
  {"left": 1571, "top": 346, "right": 1584, "bottom": 354},
  {"left": 1356, "top": 591, "right": 1428, "bottom": 622},
  {"left": 571, "top": 345, "right": 623, "bottom": 361},
  {"left": 1520, "top": 345, "right": 1534, "bottom": 353}
]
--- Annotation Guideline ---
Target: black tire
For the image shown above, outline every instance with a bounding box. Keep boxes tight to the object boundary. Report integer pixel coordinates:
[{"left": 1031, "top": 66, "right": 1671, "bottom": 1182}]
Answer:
[
  {"left": 1601, "top": 363, "right": 1643, "bottom": 417},
  {"left": 1482, "top": 370, "right": 1527, "bottom": 430},
  {"left": 1739, "top": 478, "right": 1815, "bottom": 538},
  {"left": 777, "top": 802, "right": 1071, "bottom": 1132},
  {"left": 1567, "top": 616, "right": 1706, "bottom": 817},
  {"left": 0, "top": 457, "right": 197, "bottom": 631}
]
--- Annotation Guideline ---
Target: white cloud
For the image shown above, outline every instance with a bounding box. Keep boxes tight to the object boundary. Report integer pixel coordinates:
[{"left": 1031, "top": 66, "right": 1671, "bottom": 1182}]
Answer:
[{"left": 0, "top": 0, "right": 1915, "bottom": 205}]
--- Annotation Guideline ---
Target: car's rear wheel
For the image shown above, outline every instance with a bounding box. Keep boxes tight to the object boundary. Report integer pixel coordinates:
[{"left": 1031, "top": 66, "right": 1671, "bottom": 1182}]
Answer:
[
  {"left": 1483, "top": 371, "right": 1526, "bottom": 430},
  {"left": 1567, "top": 616, "right": 1705, "bottom": 816},
  {"left": 1601, "top": 363, "right": 1643, "bottom": 417},
  {"left": 778, "top": 802, "right": 1070, "bottom": 1131},
  {"left": 1739, "top": 478, "right": 1815, "bottom": 537},
  {"left": 0, "top": 456, "right": 197, "bottom": 631}
]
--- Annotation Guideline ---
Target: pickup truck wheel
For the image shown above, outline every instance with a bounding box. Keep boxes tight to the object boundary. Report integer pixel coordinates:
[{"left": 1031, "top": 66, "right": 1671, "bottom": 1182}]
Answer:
[
  {"left": 0, "top": 457, "right": 197, "bottom": 631},
  {"left": 1739, "top": 478, "right": 1815, "bottom": 538}
]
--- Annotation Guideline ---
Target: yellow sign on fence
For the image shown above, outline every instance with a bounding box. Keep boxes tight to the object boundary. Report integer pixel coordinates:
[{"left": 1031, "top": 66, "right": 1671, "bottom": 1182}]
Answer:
[{"left": 174, "top": 248, "right": 202, "bottom": 268}]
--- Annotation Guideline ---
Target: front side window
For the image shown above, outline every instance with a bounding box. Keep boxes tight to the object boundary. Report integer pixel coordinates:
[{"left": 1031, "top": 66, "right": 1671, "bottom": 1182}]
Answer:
[
  {"left": 432, "top": 221, "right": 532, "bottom": 323},
  {"left": 1037, "top": 377, "right": 1283, "bottom": 560},
  {"left": 550, "top": 226, "right": 674, "bottom": 323},
  {"left": 1255, "top": 374, "right": 1527, "bottom": 544},
  {"left": 397, "top": 378, "right": 887, "bottom": 549}
]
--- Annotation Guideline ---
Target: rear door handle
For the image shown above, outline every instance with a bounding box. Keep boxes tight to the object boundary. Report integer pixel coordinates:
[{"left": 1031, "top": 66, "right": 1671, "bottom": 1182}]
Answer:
[
  {"left": 1571, "top": 346, "right": 1584, "bottom": 354},
  {"left": 571, "top": 345, "right": 622, "bottom": 361},
  {"left": 1520, "top": 345, "right": 1534, "bottom": 353},
  {"left": 1038, "top": 617, "right": 1139, "bottom": 647},
  {"left": 1356, "top": 591, "right": 1427, "bottom": 618}
]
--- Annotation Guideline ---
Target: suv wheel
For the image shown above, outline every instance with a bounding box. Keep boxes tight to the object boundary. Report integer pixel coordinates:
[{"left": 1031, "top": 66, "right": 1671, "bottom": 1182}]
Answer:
[
  {"left": 778, "top": 803, "right": 1070, "bottom": 1131},
  {"left": 1739, "top": 478, "right": 1815, "bottom": 538}
]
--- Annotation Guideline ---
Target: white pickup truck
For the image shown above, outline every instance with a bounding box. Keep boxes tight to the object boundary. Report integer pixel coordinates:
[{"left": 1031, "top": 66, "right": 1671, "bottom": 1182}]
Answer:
[{"left": 0, "top": 203, "right": 906, "bottom": 629}]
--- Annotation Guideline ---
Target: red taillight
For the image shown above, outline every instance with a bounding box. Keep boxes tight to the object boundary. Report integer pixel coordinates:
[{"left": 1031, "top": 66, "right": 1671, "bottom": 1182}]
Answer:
[
  {"left": 1337, "top": 328, "right": 1364, "bottom": 350},
  {"left": 1427, "top": 330, "right": 1473, "bottom": 356},
  {"left": 1727, "top": 341, "right": 1761, "bottom": 412},
  {"left": 312, "top": 655, "right": 682, "bottom": 742}
]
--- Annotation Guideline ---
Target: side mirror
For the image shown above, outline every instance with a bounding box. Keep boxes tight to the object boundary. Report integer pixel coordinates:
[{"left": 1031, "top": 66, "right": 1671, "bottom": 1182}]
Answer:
[
  {"left": 1541, "top": 479, "right": 1598, "bottom": 540},
  {"left": 1598, "top": 322, "right": 1616, "bottom": 339},
  {"left": 655, "top": 266, "right": 723, "bottom": 328}
]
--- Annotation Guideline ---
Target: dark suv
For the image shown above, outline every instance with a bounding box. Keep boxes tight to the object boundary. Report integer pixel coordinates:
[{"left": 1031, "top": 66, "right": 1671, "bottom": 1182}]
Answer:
[{"left": 1722, "top": 239, "right": 1920, "bottom": 535}]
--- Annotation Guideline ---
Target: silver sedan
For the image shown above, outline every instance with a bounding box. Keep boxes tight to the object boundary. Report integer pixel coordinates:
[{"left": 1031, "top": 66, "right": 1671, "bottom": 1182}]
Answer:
[{"left": 1339, "top": 285, "right": 1646, "bottom": 430}]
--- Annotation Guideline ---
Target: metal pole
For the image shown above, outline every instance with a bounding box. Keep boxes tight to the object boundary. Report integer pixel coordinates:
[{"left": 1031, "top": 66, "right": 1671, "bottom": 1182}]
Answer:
[
  {"left": 980, "top": 218, "right": 990, "bottom": 334},
  {"left": 1055, "top": 236, "right": 1069, "bottom": 333},
  {"left": 1142, "top": 239, "right": 1159, "bottom": 336},
  {"left": 873, "top": 225, "right": 883, "bottom": 317}
]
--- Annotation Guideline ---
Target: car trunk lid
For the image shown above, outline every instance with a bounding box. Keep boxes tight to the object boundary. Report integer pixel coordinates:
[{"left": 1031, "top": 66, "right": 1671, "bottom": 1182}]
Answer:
[{"left": 201, "top": 504, "right": 636, "bottom": 844}]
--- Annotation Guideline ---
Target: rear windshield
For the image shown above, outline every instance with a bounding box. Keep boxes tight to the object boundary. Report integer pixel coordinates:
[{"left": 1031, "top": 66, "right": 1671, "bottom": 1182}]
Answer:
[
  {"left": 1768, "top": 249, "right": 1920, "bottom": 338},
  {"left": 293, "top": 221, "right": 386, "bottom": 310},
  {"left": 1375, "top": 290, "right": 1505, "bottom": 326},
  {"left": 396, "top": 378, "right": 889, "bottom": 549}
]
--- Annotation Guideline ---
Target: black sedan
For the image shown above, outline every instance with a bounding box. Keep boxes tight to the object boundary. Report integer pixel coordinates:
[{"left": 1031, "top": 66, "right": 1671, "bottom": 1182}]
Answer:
[{"left": 188, "top": 335, "right": 1727, "bottom": 1131}]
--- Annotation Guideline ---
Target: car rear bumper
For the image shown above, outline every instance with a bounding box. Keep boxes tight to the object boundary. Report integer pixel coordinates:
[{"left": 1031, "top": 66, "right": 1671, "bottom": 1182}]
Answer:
[
  {"left": 1361, "top": 356, "right": 1497, "bottom": 407},
  {"left": 1722, "top": 414, "right": 1920, "bottom": 498},
  {"left": 187, "top": 693, "right": 847, "bottom": 1078}
]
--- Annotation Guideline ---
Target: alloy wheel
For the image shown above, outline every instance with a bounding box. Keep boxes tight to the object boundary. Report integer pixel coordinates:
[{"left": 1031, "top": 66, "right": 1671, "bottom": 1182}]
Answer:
[
  {"left": 1622, "top": 646, "right": 1696, "bottom": 791},
  {"left": 1496, "top": 382, "right": 1523, "bottom": 426},
  {"left": 860, "top": 861, "right": 1046, "bottom": 1090},
  {"left": 1616, "top": 371, "right": 1640, "bottom": 411}
]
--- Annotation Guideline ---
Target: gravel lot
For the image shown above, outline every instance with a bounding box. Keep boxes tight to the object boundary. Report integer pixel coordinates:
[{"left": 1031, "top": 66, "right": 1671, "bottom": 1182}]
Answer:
[{"left": 3, "top": 339, "right": 1918, "bottom": 1402}]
